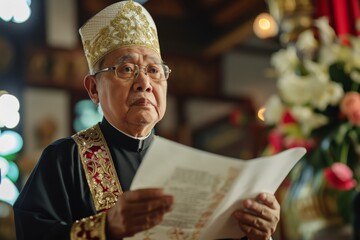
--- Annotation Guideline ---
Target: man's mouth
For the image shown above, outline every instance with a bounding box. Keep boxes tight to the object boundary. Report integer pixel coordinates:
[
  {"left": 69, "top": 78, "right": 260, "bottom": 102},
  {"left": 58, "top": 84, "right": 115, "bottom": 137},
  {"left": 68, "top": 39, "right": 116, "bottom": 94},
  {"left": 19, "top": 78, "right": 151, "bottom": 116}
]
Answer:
[{"left": 131, "top": 98, "right": 153, "bottom": 107}]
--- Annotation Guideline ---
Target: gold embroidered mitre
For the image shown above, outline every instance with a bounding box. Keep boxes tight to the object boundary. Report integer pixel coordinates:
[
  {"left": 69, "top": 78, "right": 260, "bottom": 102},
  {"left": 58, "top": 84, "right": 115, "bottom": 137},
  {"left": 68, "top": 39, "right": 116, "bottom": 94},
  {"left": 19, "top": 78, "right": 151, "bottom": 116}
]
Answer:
[{"left": 79, "top": 0, "right": 160, "bottom": 72}]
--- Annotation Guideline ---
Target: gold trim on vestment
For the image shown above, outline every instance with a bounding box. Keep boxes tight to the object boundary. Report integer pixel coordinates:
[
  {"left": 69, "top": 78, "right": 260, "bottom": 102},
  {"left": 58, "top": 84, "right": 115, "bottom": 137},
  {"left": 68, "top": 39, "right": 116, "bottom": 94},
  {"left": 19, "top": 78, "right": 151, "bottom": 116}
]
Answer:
[
  {"left": 70, "top": 212, "right": 106, "bottom": 240},
  {"left": 72, "top": 124, "right": 122, "bottom": 212}
]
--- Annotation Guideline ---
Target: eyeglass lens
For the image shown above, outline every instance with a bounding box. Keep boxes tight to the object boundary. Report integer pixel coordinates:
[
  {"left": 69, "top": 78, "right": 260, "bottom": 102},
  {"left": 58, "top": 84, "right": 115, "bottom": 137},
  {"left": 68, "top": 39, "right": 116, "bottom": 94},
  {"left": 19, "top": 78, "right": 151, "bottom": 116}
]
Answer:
[{"left": 115, "top": 63, "right": 169, "bottom": 80}]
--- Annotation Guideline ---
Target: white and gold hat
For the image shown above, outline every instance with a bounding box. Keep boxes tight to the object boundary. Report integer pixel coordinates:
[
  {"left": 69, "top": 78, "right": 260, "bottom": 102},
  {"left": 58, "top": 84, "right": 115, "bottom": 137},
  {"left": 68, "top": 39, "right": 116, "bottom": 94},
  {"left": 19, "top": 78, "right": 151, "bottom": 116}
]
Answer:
[{"left": 79, "top": 0, "right": 160, "bottom": 72}]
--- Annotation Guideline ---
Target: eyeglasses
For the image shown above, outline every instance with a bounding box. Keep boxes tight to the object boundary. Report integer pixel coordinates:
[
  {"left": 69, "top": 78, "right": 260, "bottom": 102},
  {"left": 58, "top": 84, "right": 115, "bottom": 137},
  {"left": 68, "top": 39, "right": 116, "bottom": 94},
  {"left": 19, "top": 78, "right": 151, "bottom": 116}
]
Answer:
[{"left": 92, "top": 63, "right": 171, "bottom": 81}]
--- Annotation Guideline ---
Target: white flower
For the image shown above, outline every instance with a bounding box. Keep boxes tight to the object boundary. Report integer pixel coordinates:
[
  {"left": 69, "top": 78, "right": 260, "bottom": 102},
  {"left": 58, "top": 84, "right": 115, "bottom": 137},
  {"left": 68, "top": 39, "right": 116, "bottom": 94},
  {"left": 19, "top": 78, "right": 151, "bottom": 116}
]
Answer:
[
  {"left": 351, "top": 39, "right": 360, "bottom": 64},
  {"left": 344, "top": 37, "right": 360, "bottom": 73},
  {"left": 266, "top": 16, "right": 358, "bottom": 137},
  {"left": 319, "top": 44, "right": 341, "bottom": 66},
  {"left": 350, "top": 36, "right": 360, "bottom": 52},
  {"left": 303, "top": 60, "right": 328, "bottom": 82},
  {"left": 311, "top": 81, "right": 344, "bottom": 110},
  {"left": 301, "top": 60, "right": 343, "bottom": 109},
  {"left": 277, "top": 72, "right": 324, "bottom": 105},
  {"left": 291, "top": 106, "right": 329, "bottom": 136},
  {"left": 349, "top": 53, "right": 360, "bottom": 71},
  {"left": 296, "top": 29, "right": 318, "bottom": 58},
  {"left": 314, "top": 17, "right": 336, "bottom": 45},
  {"left": 350, "top": 70, "right": 360, "bottom": 83},
  {"left": 271, "top": 46, "right": 299, "bottom": 74},
  {"left": 337, "top": 45, "right": 352, "bottom": 63},
  {"left": 264, "top": 95, "right": 284, "bottom": 125}
]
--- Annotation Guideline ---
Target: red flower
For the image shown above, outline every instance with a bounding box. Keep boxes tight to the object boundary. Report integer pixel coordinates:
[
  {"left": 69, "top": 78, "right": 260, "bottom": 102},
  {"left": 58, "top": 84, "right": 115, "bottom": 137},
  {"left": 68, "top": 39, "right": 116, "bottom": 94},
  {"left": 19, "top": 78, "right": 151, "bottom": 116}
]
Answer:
[
  {"left": 281, "top": 110, "right": 297, "bottom": 125},
  {"left": 268, "top": 129, "right": 284, "bottom": 153},
  {"left": 324, "top": 162, "right": 357, "bottom": 190}
]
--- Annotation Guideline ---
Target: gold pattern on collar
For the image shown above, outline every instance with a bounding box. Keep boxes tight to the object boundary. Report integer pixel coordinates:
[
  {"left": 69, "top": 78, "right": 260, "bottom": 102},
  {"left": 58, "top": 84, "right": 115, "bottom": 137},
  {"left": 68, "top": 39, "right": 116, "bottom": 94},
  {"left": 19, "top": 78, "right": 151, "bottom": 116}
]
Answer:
[
  {"left": 72, "top": 124, "right": 122, "bottom": 212},
  {"left": 83, "top": 0, "right": 160, "bottom": 69}
]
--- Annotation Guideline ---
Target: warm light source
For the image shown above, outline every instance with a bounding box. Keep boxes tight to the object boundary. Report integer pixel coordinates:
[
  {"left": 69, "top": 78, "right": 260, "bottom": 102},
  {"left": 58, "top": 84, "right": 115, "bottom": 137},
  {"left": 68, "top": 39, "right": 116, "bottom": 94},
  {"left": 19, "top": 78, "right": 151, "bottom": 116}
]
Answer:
[
  {"left": 0, "top": 90, "right": 22, "bottom": 207},
  {"left": 0, "top": 178, "right": 19, "bottom": 205},
  {"left": 0, "top": 0, "right": 31, "bottom": 23},
  {"left": 0, "top": 92, "right": 20, "bottom": 129},
  {"left": 0, "top": 156, "right": 19, "bottom": 205},
  {"left": 0, "top": 130, "right": 23, "bottom": 156},
  {"left": 257, "top": 106, "right": 266, "bottom": 121},
  {"left": 253, "top": 13, "right": 278, "bottom": 39}
]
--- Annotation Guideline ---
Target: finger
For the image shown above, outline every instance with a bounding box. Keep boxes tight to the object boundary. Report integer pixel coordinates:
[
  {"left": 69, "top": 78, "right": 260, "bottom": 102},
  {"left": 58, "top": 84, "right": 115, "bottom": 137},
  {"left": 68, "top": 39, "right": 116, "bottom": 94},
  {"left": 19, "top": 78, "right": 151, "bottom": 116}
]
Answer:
[
  {"left": 239, "top": 222, "right": 272, "bottom": 240},
  {"left": 236, "top": 210, "right": 275, "bottom": 238},
  {"left": 137, "top": 209, "right": 167, "bottom": 228},
  {"left": 241, "top": 200, "right": 281, "bottom": 228},
  {"left": 242, "top": 199, "right": 272, "bottom": 220},
  {"left": 127, "top": 195, "right": 174, "bottom": 215},
  {"left": 256, "top": 193, "right": 280, "bottom": 210},
  {"left": 235, "top": 210, "right": 269, "bottom": 232},
  {"left": 122, "top": 207, "right": 168, "bottom": 235}
]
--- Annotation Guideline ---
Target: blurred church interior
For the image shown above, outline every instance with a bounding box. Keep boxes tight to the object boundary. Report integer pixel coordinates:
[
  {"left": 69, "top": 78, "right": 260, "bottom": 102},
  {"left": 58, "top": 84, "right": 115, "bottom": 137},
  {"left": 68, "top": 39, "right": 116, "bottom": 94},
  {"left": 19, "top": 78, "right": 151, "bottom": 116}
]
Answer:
[{"left": 0, "top": 0, "right": 359, "bottom": 239}]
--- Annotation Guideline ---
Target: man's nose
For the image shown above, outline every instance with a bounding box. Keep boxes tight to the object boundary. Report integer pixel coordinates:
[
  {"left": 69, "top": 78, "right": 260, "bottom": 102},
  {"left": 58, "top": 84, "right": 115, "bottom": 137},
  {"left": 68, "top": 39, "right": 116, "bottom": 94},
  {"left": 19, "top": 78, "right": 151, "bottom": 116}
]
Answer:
[
  {"left": 133, "top": 69, "right": 152, "bottom": 92},
  {"left": 134, "top": 67, "right": 148, "bottom": 79}
]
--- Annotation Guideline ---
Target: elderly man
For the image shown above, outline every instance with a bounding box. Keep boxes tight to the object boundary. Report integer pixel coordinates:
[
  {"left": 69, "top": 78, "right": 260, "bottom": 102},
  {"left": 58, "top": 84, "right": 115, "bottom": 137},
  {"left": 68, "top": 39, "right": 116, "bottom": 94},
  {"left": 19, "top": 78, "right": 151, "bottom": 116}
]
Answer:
[{"left": 13, "top": 1, "right": 280, "bottom": 239}]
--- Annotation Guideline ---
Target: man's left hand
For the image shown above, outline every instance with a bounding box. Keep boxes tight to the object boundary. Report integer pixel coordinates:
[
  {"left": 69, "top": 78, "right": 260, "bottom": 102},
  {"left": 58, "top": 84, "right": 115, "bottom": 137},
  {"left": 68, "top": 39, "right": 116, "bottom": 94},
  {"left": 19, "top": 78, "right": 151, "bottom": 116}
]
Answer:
[{"left": 232, "top": 192, "right": 280, "bottom": 240}]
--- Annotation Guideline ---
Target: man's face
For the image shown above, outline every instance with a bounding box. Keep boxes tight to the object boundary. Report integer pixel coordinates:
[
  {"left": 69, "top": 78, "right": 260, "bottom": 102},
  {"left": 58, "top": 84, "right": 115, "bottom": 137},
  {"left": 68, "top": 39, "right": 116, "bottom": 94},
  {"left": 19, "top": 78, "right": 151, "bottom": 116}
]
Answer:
[{"left": 85, "top": 47, "right": 168, "bottom": 137}]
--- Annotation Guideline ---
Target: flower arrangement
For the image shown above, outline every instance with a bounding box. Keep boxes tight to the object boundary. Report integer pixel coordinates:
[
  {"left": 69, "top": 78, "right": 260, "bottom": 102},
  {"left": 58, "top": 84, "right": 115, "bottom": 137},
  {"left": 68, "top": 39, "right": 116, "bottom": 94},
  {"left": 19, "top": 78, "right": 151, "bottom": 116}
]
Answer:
[{"left": 263, "top": 16, "right": 360, "bottom": 230}]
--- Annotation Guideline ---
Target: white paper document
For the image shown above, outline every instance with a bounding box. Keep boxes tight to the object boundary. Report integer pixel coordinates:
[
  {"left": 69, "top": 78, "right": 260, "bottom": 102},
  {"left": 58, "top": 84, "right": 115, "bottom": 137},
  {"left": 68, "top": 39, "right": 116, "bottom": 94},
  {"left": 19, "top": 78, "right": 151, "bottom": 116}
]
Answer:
[{"left": 125, "top": 136, "right": 306, "bottom": 240}]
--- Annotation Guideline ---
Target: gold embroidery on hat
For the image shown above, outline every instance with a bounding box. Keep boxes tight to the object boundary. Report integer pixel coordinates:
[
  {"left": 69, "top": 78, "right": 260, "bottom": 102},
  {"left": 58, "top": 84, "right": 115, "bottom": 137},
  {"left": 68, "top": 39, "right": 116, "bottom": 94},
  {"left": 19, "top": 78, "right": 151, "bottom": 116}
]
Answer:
[{"left": 84, "top": 1, "right": 160, "bottom": 68}]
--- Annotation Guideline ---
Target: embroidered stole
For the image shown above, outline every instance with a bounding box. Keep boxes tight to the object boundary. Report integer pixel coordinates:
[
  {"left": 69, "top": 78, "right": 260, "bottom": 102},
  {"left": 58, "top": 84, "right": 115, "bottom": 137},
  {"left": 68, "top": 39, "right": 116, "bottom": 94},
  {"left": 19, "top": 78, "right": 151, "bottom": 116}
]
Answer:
[{"left": 72, "top": 124, "right": 123, "bottom": 212}]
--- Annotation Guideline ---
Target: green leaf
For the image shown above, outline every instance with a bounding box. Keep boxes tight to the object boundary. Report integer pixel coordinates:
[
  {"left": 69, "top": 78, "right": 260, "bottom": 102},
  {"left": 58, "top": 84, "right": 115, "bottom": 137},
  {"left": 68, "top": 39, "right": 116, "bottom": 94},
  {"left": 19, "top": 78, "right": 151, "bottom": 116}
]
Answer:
[{"left": 328, "top": 63, "right": 353, "bottom": 92}]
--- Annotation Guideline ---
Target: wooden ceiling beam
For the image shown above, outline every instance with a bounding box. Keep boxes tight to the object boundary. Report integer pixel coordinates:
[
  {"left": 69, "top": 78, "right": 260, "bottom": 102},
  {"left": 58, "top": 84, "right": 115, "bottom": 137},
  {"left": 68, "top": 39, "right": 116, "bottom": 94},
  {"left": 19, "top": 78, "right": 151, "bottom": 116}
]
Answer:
[
  {"left": 144, "top": 0, "right": 184, "bottom": 18},
  {"left": 213, "top": 0, "right": 267, "bottom": 26},
  {"left": 202, "top": 19, "right": 254, "bottom": 57},
  {"left": 178, "top": 0, "right": 214, "bottom": 31},
  {"left": 202, "top": 0, "right": 268, "bottom": 57}
]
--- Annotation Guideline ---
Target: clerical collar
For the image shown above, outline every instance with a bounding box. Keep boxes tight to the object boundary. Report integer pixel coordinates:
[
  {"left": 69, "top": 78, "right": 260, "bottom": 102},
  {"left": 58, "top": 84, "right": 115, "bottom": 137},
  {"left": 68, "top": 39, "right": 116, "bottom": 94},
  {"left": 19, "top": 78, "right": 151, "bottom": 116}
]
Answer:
[
  {"left": 107, "top": 121, "right": 150, "bottom": 140},
  {"left": 99, "top": 118, "right": 154, "bottom": 152}
]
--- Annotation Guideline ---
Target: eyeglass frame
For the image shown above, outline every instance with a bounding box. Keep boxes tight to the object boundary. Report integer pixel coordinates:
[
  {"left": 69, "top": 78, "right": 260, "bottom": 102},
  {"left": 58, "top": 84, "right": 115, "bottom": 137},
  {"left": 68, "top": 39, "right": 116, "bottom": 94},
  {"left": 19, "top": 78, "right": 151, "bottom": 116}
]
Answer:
[{"left": 91, "top": 62, "right": 171, "bottom": 81}]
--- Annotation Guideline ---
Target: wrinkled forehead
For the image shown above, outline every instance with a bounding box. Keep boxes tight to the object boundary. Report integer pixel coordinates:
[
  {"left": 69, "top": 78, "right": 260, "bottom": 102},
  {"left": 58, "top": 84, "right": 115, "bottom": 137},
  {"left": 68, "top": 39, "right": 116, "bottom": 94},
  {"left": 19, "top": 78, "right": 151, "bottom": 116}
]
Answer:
[
  {"left": 104, "top": 48, "right": 163, "bottom": 65},
  {"left": 115, "top": 54, "right": 162, "bottom": 64}
]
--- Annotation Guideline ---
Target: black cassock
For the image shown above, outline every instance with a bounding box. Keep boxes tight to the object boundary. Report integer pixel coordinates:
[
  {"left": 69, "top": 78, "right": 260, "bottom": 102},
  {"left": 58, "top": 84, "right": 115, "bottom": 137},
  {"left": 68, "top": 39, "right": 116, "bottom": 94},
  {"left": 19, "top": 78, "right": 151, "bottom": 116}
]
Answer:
[
  {"left": 13, "top": 118, "right": 153, "bottom": 240},
  {"left": 14, "top": 118, "right": 248, "bottom": 240}
]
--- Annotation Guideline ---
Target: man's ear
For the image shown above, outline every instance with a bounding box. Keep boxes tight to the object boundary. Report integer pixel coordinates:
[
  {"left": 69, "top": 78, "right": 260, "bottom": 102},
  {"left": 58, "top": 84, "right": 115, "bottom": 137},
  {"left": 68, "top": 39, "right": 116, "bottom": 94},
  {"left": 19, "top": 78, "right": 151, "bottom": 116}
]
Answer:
[{"left": 84, "top": 75, "right": 99, "bottom": 104}]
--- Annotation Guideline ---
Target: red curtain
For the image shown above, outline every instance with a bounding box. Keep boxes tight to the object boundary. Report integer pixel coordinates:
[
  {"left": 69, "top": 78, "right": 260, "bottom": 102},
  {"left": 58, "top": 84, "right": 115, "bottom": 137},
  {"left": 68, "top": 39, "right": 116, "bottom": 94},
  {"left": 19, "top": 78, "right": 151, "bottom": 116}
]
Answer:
[{"left": 314, "top": 0, "right": 360, "bottom": 39}]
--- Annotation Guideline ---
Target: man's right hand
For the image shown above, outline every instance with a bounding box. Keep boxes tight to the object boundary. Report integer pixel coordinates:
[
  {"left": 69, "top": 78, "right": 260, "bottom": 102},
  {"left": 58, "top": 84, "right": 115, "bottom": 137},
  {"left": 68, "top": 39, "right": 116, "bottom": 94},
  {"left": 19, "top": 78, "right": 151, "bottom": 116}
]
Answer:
[{"left": 106, "top": 188, "right": 174, "bottom": 239}]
